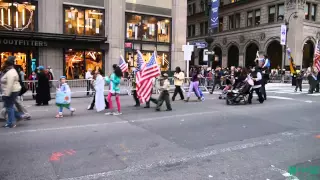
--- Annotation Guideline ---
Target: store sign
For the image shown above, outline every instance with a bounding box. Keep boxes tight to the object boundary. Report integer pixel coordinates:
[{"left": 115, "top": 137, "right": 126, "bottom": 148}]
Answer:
[
  {"left": 210, "top": 0, "right": 220, "bottom": 28},
  {"left": 0, "top": 39, "right": 48, "bottom": 47},
  {"left": 125, "top": 42, "right": 132, "bottom": 48}
]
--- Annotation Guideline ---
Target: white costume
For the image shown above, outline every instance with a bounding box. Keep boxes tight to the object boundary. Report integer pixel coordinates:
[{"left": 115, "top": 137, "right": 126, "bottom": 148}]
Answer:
[{"left": 94, "top": 74, "right": 106, "bottom": 112}]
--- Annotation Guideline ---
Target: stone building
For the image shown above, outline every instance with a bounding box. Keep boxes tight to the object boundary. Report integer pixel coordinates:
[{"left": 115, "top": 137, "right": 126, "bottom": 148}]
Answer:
[
  {"left": 187, "top": 0, "right": 320, "bottom": 70},
  {"left": 0, "top": 0, "right": 186, "bottom": 79}
]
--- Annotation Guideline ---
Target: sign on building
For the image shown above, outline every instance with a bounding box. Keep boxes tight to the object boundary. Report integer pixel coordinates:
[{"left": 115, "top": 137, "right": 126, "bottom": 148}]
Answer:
[
  {"left": 280, "top": 25, "right": 287, "bottom": 45},
  {"left": 210, "top": 0, "right": 220, "bottom": 28}
]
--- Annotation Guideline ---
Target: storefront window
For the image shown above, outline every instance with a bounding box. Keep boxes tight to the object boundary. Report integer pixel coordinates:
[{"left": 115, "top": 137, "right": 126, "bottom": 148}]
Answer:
[
  {"left": 125, "top": 50, "right": 169, "bottom": 72},
  {"left": 64, "top": 6, "right": 84, "bottom": 35},
  {"left": 0, "top": 52, "right": 11, "bottom": 69},
  {"left": 0, "top": 1, "right": 36, "bottom": 31},
  {"left": 85, "top": 51, "right": 102, "bottom": 72},
  {"left": 84, "top": 9, "right": 103, "bottom": 36},
  {"left": 157, "top": 19, "right": 170, "bottom": 43},
  {"left": 13, "top": 52, "right": 28, "bottom": 75},
  {"left": 141, "top": 16, "right": 157, "bottom": 41},
  {"left": 126, "top": 14, "right": 142, "bottom": 40},
  {"left": 65, "top": 50, "right": 85, "bottom": 79}
]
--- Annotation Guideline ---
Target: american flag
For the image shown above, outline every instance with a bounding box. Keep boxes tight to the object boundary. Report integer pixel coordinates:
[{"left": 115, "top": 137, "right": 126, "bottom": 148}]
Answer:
[
  {"left": 314, "top": 41, "right": 320, "bottom": 72},
  {"left": 119, "top": 55, "right": 128, "bottom": 72},
  {"left": 136, "top": 51, "right": 161, "bottom": 103}
]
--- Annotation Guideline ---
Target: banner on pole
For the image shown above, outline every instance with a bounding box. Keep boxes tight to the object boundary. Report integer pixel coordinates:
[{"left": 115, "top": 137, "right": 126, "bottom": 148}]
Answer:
[
  {"left": 280, "top": 25, "right": 287, "bottom": 45},
  {"left": 210, "top": 0, "right": 220, "bottom": 28}
]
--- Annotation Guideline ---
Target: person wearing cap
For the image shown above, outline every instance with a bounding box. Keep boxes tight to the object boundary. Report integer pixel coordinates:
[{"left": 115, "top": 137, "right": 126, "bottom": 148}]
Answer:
[
  {"left": 1, "top": 56, "right": 28, "bottom": 128},
  {"left": 35, "top": 66, "right": 51, "bottom": 106},
  {"left": 155, "top": 73, "right": 172, "bottom": 111},
  {"left": 55, "top": 76, "right": 76, "bottom": 118}
]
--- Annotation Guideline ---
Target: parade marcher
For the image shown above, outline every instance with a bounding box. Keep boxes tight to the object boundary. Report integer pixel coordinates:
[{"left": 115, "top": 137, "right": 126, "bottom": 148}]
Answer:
[
  {"left": 131, "top": 71, "right": 140, "bottom": 107},
  {"left": 185, "top": 67, "right": 201, "bottom": 102},
  {"left": 36, "top": 66, "right": 51, "bottom": 106},
  {"left": 55, "top": 76, "right": 76, "bottom": 118},
  {"left": 156, "top": 73, "right": 172, "bottom": 111},
  {"left": 307, "top": 64, "right": 317, "bottom": 94},
  {"left": 28, "top": 71, "right": 37, "bottom": 99},
  {"left": 85, "top": 68, "right": 93, "bottom": 96},
  {"left": 1, "top": 56, "right": 28, "bottom": 128},
  {"left": 295, "top": 70, "right": 304, "bottom": 92},
  {"left": 93, "top": 68, "right": 106, "bottom": 112},
  {"left": 87, "top": 71, "right": 108, "bottom": 110},
  {"left": 144, "top": 77, "right": 158, "bottom": 108},
  {"left": 247, "top": 66, "right": 264, "bottom": 104},
  {"left": 210, "top": 66, "right": 223, "bottom": 93},
  {"left": 172, "top": 66, "right": 185, "bottom": 101},
  {"left": 315, "top": 70, "right": 320, "bottom": 93},
  {"left": 105, "top": 64, "right": 122, "bottom": 115}
]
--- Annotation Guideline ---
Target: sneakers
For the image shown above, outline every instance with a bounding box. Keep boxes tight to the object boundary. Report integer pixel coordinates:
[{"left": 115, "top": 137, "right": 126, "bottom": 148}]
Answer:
[
  {"left": 105, "top": 112, "right": 122, "bottom": 115},
  {"left": 70, "top": 108, "right": 76, "bottom": 116},
  {"left": 21, "top": 113, "right": 31, "bottom": 120},
  {"left": 105, "top": 112, "right": 113, "bottom": 115},
  {"left": 2, "top": 124, "right": 16, "bottom": 128},
  {"left": 55, "top": 113, "right": 63, "bottom": 118}
]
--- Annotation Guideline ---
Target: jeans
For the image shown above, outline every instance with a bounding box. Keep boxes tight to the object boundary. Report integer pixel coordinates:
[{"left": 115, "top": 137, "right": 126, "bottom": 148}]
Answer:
[
  {"left": 172, "top": 85, "right": 184, "bottom": 100},
  {"left": 3, "top": 92, "right": 21, "bottom": 125},
  {"left": 187, "top": 81, "right": 200, "bottom": 98}
]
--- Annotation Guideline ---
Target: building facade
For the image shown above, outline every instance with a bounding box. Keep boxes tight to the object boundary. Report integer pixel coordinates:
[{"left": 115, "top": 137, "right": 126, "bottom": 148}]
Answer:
[
  {"left": 187, "top": 0, "right": 320, "bottom": 70},
  {"left": 0, "top": 0, "right": 186, "bottom": 79}
]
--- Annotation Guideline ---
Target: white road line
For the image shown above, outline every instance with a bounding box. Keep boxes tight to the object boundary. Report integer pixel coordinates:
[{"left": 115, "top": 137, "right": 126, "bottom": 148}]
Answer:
[
  {"left": 60, "top": 131, "right": 312, "bottom": 180},
  {"left": 0, "top": 111, "right": 219, "bottom": 135},
  {"left": 267, "top": 96, "right": 294, "bottom": 100},
  {"left": 270, "top": 166, "right": 299, "bottom": 180},
  {"left": 307, "top": 93, "right": 320, "bottom": 96}
]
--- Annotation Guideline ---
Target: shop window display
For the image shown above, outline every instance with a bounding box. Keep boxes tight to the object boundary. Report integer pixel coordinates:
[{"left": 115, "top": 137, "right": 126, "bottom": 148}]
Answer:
[
  {"left": 13, "top": 52, "right": 28, "bottom": 74},
  {"left": 0, "top": 1, "right": 36, "bottom": 31},
  {"left": 157, "top": 19, "right": 170, "bottom": 43},
  {"left": 84, "top": 9, "right": 103, "bottom": 36},
  {"left": 141, "top": 16, "right": 157, "bottom": 41},
  {"left": 0, "top": 52, "right": 11, "bottom": 69},
  {"left": 85, "top": 51, "right": 102, "bottom": 72},
  {"left": 126, "top": 51, "right": 169, "bottom": 72},
  {"left": 64, "top": 7, "right": 85, "bottom": 35},
  {"left": 65, "top": 50, "right": 85, "bottom": 79},
  {"left": 126, "top": 14, "right": 142, "bottom": 40}
]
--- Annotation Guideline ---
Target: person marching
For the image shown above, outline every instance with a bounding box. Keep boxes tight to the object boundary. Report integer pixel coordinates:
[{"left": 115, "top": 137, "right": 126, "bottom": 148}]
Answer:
[
  {"left": 172, "top": 66, "right": 185, "bottom": 101},
  {"left": 185, "top": 67, "right": 201, "bottom": 102},
  {"left": 144, "top": 77, "right": 158, "bottom": 108},
  {"left": 131, "top": 71, "right": 140, "bottom": 107},
  {"left": 247, "top": 66, "right": 264, "bottom": 104},
  {"left": 93, "top": 68, "right": 106, "bottom": 112},
  {"left": 295, "top": 69, "right": 304, "bottom": 92},
  {"left": 156, "top": 73, "right": 172, "bottom": 111},
  {"left": 105, "top": 64, "right": 122, "bottom": 115},
  {"left": 87, "top": 71, "right": 108, "bottom": 110},
  {"left": 55, "top": 76, "right": 76, "bottom": 118}
]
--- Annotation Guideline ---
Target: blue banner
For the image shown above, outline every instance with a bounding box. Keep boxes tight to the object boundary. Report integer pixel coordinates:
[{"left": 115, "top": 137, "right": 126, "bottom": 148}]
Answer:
[{"left": 210, "top": 0, "right": 219, "bottom": 28}]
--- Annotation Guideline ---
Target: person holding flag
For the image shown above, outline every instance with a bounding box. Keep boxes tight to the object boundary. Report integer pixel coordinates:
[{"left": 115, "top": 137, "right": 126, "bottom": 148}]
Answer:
[
  {"left": 313, "top": 40, "right": 320, "bottom": 92},
  {"left": 119, "top": 55, "right": 128, "bottom": 73},
  {"left": 287, "top": 48, "right": 297, "bottom": 86}
]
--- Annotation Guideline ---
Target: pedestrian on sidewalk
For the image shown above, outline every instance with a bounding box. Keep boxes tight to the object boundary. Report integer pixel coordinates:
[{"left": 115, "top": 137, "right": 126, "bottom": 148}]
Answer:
[
  {"left": 55, "top": 76, "right": 75, "bottom": 118},
  {"left": 156, "top": 73, "right": 172, "bottom": 111},
  {"left": 85, "top": 68, "right": 93, "bottom": 96},
  {"left": 35, "top": 66, "right": 51, "bottom": 106},
  {"left": 172, "top": 66, "right": 185, "bottom": 101},
  {"left": 105, "top": 64, "right": 122, "bottom": 115}
]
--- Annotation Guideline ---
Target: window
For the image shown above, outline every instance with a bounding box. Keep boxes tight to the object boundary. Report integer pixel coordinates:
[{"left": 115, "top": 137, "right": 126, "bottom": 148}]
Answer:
[
  {"left": 65, "top": 50, "right": 85, "bottom": 80},
  {"left": 84, "top": 9, "right": 103, "bottom": 36},
  {"left": 229, "top": 15, "right": 234, "bottom": 30},
  {"left": 311, "top": 4, "right": 316, "bottom": 21},
  {"left": 157, "top": 19, "right": 171, "bottom": 42},
  {"left": 277, "top": 4, "right": 284, "bottom": 21},
  {"left": 235, "top": 13, "right": 240, "bottom": 28},
  {"left": 187, "top": 3, "right": 196, "bottom": 16},
  {"left": 141, "top": 16, "right": 157, "bottom": 41},
  {"left": 219, "top": 17, "right": 223, "bottom": 32},
  {"left": 0, "top": 1, "right": 36, "bottom": 31},
  {"left": 255, "top": 10, "right": 260, "bottom": 25},
  {"left": 64, "top": 6, "right": 104, "bottom": 36},
  {"left": 204, "top": 21, "right": 208, "bottom": 34},
  {"left": 247, "top": 11, "right": 253, "bottom": 26},
  {"left": 65, "top": 49, "right": 103, "bottom": 79},
  {"left": 268, "top": 6, "right": 275, "bottom": 23},
  {"left": 126, "top": 14, "right": 142, "bottom": 40},
  {"left": 305, "top": 3, "right": 310, "bottom": 20},
  {"left": 200, "top": 22, "right": 204, "bottom": 35},
  {"left": 85, "top": 51, "right": 103, "bottom": 73},
  {"left": 187, "top": 24, "right": 195, "bottom": 37}
]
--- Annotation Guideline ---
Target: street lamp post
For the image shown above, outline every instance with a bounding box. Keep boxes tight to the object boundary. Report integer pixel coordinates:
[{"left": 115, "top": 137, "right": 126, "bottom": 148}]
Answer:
[{"left": 282, "top": 12, "right": 298, "bottom": 70}]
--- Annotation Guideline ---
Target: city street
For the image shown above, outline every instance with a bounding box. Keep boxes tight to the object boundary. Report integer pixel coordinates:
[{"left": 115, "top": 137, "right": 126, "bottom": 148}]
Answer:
[{"left": 0, "top": 85, "right": 320, "bottom": 180}]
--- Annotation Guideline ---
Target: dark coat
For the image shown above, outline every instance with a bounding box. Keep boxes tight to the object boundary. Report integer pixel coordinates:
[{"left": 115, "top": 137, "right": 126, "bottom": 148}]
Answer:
[{"left": 36, "top": 72, "right": 51, "bottom": 104}]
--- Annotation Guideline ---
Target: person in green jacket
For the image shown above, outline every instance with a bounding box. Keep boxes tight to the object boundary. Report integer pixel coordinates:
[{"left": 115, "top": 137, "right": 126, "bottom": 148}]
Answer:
[{"left": 105, "top": 64, "right": 122, "bottom": 115}]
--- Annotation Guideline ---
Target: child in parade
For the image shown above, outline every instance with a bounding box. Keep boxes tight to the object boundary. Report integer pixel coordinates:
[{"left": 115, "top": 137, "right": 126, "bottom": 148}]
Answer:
[
  {"left": 105, "top": 64, "right": 122, "bottom": 115},
  {"left": 156, "top": 73, "right": 172, "bottom": 111},
  {"left": 55, "top": 76, "right": 75, "bottom": 118}
]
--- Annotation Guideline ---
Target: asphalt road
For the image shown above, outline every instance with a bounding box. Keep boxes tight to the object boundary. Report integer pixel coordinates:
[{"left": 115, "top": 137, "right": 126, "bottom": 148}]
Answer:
[{"left": 0, "top": 84, "right": 320, "bottom": 180}]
